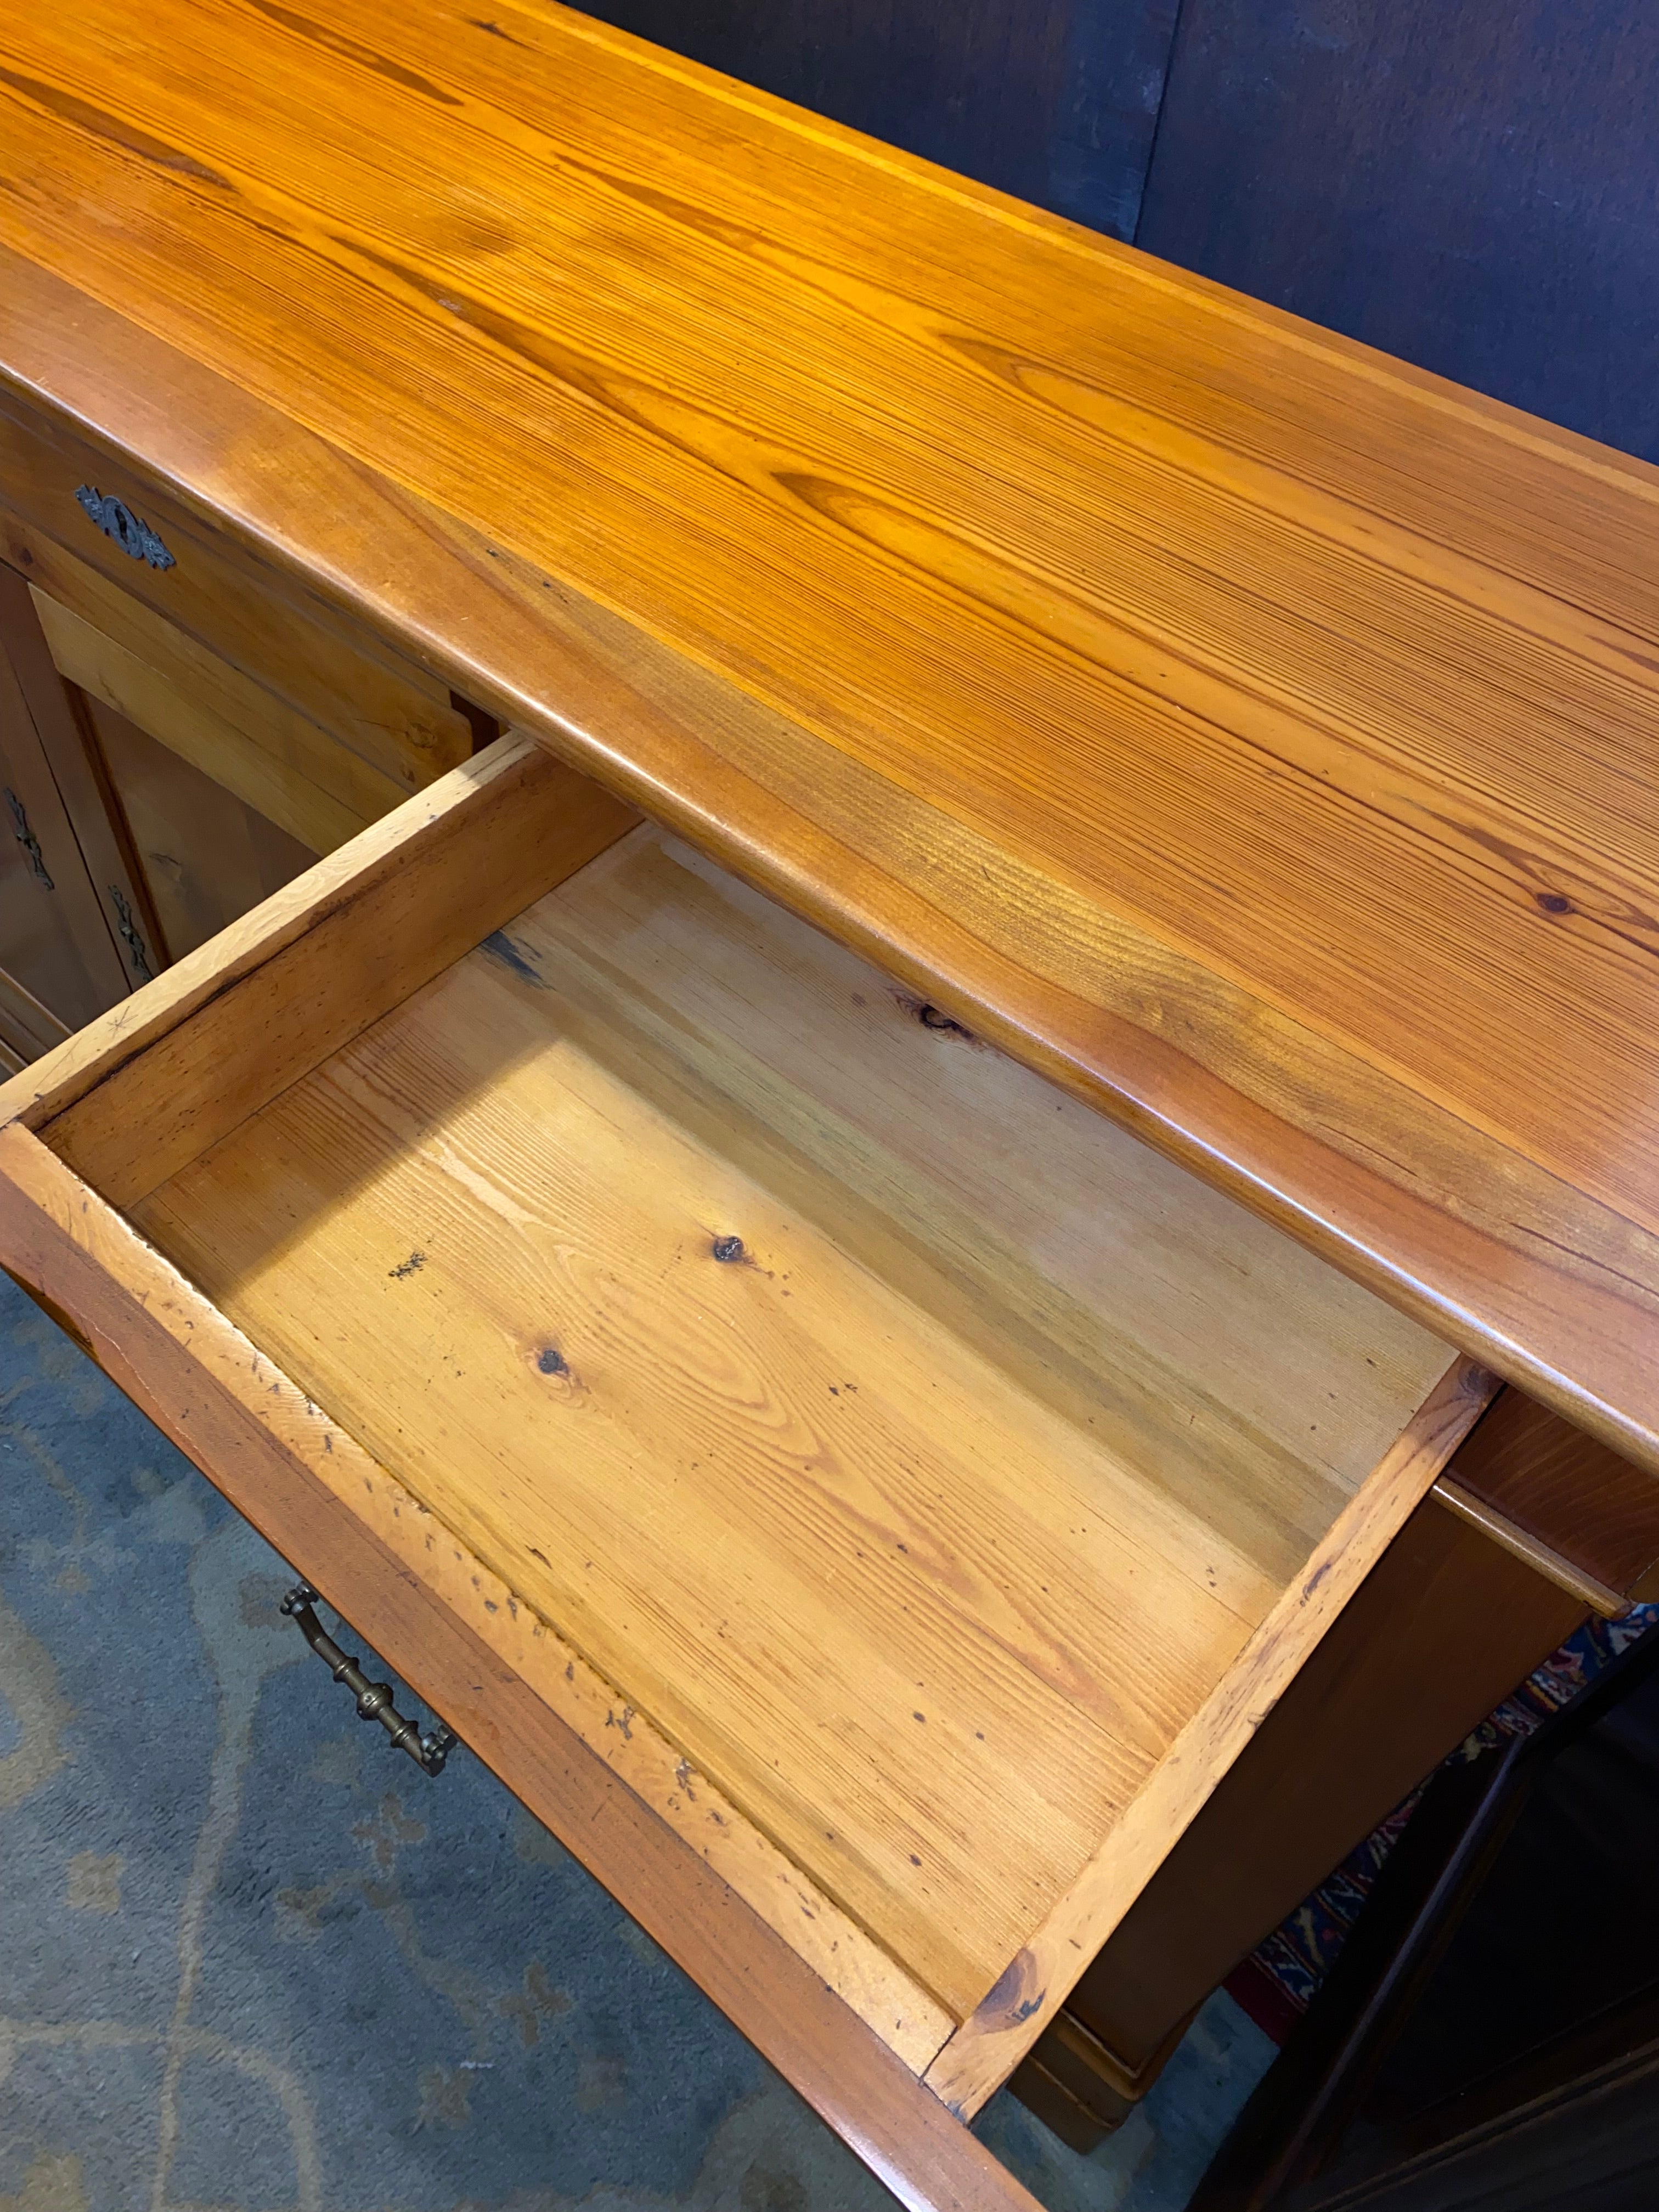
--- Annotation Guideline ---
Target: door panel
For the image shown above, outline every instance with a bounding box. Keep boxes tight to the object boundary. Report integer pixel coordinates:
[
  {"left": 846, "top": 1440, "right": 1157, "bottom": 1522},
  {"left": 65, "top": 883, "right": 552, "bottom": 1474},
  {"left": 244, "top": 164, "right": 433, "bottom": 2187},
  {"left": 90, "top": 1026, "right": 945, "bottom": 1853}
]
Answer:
[
  {"left": 0, "top": 580, "right": 131, "bottom": 1031},
  {"left": 82, "top": 697, "right": 319, "bottom": 964}
]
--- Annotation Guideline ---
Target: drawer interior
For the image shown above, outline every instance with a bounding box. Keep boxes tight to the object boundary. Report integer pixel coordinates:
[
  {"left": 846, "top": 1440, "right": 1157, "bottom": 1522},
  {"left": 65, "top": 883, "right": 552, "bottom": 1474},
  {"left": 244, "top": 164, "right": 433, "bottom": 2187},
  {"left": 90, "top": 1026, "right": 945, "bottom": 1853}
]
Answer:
[{"left": 53, "top": 770, "right": 1456, "bottom": 2027}]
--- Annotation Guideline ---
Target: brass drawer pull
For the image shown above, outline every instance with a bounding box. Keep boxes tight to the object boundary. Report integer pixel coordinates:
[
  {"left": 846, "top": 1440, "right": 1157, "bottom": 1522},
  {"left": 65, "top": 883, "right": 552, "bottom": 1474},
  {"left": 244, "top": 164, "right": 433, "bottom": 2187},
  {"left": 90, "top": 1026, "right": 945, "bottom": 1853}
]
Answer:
[
  {"left": 74, "top": 484, "right": 176, "bottom": 570},
  {"left": 280, "top": 1581, "right": 459, "bottom": 1774}
]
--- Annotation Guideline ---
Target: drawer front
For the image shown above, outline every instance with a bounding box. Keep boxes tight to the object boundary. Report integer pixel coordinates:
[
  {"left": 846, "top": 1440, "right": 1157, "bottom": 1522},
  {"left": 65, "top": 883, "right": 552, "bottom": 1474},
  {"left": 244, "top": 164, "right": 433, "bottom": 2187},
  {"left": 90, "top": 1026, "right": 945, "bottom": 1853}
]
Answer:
[{"left": 0, "top": 386, "right": 478, "bottom": 798}]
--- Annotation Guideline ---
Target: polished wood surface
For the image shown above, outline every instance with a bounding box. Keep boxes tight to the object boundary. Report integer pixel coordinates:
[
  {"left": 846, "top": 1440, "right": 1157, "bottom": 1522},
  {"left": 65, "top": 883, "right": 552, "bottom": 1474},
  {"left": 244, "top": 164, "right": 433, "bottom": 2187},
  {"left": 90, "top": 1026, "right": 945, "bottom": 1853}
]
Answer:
[
  {"left": 0, "top": 1120, "right": 1046, "bottom": 2212},
  {"left": 123, "top": 818, "right": 1455, "bottom": 2022},
  {"left": 1, "top": 2, "right": 1657, "bottom": 1466}
]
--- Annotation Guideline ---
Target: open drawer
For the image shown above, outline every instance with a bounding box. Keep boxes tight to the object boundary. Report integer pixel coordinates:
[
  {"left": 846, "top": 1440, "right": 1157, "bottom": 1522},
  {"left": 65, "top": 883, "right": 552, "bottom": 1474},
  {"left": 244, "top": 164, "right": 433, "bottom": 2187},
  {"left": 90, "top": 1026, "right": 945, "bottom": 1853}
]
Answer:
[{"left": 0, "top": 735, "right": 1498, "bottom": 2203}]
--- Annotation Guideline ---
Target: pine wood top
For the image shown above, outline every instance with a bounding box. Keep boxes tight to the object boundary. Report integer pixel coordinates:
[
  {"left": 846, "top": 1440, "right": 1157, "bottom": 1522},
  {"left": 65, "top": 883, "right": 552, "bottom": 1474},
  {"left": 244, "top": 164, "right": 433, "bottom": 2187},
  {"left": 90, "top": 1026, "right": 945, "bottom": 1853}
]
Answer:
[
  {"left": 3, "top": 0, "right": 1658, "bottom": 1464},
  {"left": 129, "top": 823, "right": 1453, "bottom": 2021}
]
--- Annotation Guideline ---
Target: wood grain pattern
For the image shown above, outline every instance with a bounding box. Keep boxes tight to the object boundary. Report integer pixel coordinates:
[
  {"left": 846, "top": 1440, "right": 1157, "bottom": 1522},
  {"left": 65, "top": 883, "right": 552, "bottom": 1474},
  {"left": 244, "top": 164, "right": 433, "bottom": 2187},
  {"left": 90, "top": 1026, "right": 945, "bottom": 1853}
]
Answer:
[
  {"left": 0, "top": 1121, "right": 1041, "bottom": 2212},
  {"left": 0, "top": 3, "right": 1654, "bottom": 1465},
  {"left": 118, "top": 820, "right": 1458, "bottom": 2028},
  {"left": 1443, "top": 1386, "right": 1659, "bottom": 1596},
  {"left": 923, "top": 1357, "right": 1497, "bottom": 2115},
  {"left": 81, "top": 694, "right": 317, "bottom": 960},
  {"left": 447, "top": 830, "right": 1455, "bottom": 1583}
]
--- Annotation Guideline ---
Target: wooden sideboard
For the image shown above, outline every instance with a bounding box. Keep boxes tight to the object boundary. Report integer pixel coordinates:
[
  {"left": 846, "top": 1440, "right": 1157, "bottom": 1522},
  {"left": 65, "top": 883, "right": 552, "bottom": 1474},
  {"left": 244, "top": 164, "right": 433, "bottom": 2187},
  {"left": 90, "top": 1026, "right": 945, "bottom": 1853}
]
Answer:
[{"left": 2, "top": 5, "right": 1658, "bottom": 2204}]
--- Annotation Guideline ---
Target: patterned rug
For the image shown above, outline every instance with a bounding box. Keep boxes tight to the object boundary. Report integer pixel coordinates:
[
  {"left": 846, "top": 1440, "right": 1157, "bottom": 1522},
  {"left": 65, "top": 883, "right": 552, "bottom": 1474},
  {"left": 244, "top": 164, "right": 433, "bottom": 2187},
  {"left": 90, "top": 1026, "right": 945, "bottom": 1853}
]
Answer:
[
  {"left": 0, "top": 1270, "right": 1276, "bottom": 2212},
  {"left": 1228, "top": 1599, "right": 1659, "bottom": 2043}
]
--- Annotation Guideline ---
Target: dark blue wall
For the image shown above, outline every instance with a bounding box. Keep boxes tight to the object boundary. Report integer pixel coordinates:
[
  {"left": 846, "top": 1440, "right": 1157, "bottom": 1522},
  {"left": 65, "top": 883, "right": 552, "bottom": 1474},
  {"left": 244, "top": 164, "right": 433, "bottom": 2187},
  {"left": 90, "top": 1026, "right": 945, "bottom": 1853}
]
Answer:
[
  {"left": 1139, "top": 0, "right": 1659, "bottom": 462},
  {"left": 574, "top": 1, "right": 1659, "bottom": 461},
  {"left": 573, "top": 1, "right": 1181, "bottom": 239}
]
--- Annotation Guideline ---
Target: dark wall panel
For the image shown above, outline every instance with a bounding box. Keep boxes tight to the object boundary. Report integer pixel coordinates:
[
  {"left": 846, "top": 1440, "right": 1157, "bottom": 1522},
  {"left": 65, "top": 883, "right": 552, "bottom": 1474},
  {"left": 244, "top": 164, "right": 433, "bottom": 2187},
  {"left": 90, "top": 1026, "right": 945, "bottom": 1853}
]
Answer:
[
  {"left": 1137, "top": 0, "right": 1659, "bottom": 461},
  {"left": 571, "top": 0, "right": 1182, "bottom": 239}
]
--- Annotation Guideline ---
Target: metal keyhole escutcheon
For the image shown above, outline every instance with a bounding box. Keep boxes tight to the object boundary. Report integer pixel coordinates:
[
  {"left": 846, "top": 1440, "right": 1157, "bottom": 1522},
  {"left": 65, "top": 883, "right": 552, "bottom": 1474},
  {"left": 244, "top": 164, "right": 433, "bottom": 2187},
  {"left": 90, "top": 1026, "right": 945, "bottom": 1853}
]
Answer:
[{"left": 75, "top": 484, "right": 176, "bottom": 570}]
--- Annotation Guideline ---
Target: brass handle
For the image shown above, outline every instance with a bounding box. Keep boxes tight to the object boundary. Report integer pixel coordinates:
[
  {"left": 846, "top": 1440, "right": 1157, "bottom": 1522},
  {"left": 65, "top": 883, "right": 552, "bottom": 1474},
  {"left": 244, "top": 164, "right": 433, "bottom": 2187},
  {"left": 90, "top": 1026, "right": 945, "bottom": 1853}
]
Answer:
[{"left": 280, "top": 1582, "right": 459, "bottom": 1775}]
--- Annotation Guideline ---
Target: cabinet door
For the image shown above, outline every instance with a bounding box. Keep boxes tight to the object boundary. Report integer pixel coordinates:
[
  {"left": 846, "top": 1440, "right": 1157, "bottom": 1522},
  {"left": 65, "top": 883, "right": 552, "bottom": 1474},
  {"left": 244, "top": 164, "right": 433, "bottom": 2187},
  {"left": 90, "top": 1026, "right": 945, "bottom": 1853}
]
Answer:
[
  {"left": 0, "top": 558, "right": 323, "bottom": 1064},
  {"left": 80, "top": 694, "right": 318, "bottom": 963},
  {"left": 0, "top": 568, "right": 137, "bottom": 1045}
]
